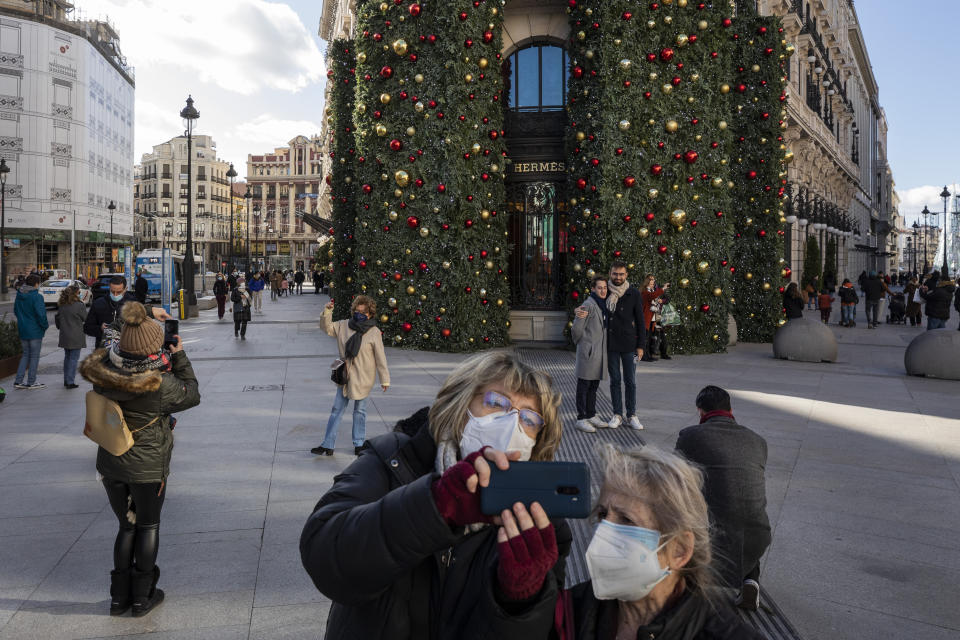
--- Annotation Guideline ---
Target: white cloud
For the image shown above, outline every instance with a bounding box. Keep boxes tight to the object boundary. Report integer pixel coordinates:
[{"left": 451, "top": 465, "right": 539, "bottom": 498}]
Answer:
[
  {"left": 228, "top": 114, "right": 323, "bottom": 151},
  {"left": 76, "top": 0, "right": 325, "bottom": 95},
  {"left": 897, "top": 185, "right": 956, "bottom": 225}
]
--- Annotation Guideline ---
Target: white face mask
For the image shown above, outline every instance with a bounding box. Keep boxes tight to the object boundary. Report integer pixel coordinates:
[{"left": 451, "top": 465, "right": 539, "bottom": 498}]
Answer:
[
  {"left": 459, "top": 409, "right": 536, "bottom": 461},
  {"left": 585, "top": 519, "right": 671, "bottom": 601}
]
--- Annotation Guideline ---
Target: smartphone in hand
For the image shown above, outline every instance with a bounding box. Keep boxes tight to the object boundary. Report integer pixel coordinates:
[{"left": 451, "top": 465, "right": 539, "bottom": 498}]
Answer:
[
  {"left": 163, "top": 319, "right": 179, "bottom": 350},
  {"left": 480, "top": 461, "right": 591, "bottom": 519}
]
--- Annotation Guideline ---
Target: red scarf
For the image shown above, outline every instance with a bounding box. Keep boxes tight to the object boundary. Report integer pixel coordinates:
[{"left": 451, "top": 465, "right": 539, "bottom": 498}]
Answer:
[{"left": 699, "top": 409, "right": 735, "bottom": 424}]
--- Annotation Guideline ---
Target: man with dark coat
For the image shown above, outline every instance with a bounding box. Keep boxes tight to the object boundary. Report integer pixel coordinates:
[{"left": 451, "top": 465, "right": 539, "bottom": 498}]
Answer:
[
  {"left": 312, "top": 269, "right": 324, "bottom": 294},
  {"left": 919, "top": 276, "right": 956, "bottom": 330},
  {"left": 84, "top": 275, "right": 138, "bottom": 348},
  {"left": 675, "top": 385, "right": 771, "bottom": 612},
  {"left": 294, "top": 269, "right": 305, "bottom": 295},
  {"left": 133, "top": 270, "right": 148, "bottom": 304},
  {"left": 603, "top": 261, "right": 646, "bottom": 430},
  {"left": 861, "top": 271, "right": 891, "bottom": 329}
]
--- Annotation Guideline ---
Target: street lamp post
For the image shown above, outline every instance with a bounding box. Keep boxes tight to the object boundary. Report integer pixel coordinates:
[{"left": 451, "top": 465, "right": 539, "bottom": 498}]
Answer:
[
  {"left": 921, "top": 205, "right": 931, "bottom": 274},
  {"left": 0, "top": 158, "right": 9, "bottom": 294},
  {"left": 180, "top": 95, "right": 200, "bottom": 317},
  {"left": 108, "top": 200, "right": 116, "bottom": 270},
  {"left": 244, "top": 187, "right": 252, "bottom": 272},
  {"left": 911, "top": 221, "right": 920, "bottom": 275},
  {"left": 940, "top": 186, "right": 951, "bottom": 276},
  {"left": 226, "top": 163, "right": 237, "bottom": 271}
]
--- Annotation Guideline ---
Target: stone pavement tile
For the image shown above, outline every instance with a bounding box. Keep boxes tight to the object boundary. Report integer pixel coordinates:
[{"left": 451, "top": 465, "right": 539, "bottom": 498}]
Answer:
[
  {"left": 0, "top": 458, "right": 104, "bottom": 486},
  {"left": 262, "top": 500, "right": 317, "bottom": 547},
  {"left": 0, "top": 455, "right": 20, "bottom": 471},
  {"left": 15, "top": 431, "right": 98, "bottom": 463},
  {"left": 252, "top": 543, "right": 323, "bottom": 608},
  {"left": 160, "top": 479, "right": 270, "bottom": 515},
  {"left": 0, "top": 480, "right": 104, "bottom": 518},
  {"left": 790, "top": 456, "right": 959, "bottom": 492},
  {"left": 266, "top": 452, "right": 345, "bottom": 504},
  {"left": 0, "top": 532, "right": 78, "bottom": 590},
  {"left": 796, "top": 432, "right": 952, "bottom": 479},
  {"left": 778, "top": 594, "right": 960, "bottom": 640},
  {"left": 0, "top": 589, "right": 255, "bottom": 640},
  {"left": 85, "top": 626, "right": 249, "bottom": 640},
  {"left": 171, "top": 423, "right": 280, "bottom": 449},
  {"left": 0, "top": 586, "right": 34, "bottom": 628},
  {"left": 248, "top": 602, "right": 330, "bottom": 640},
  {"left": 0, "top": 512, "right": 100, "bottom": 538}
]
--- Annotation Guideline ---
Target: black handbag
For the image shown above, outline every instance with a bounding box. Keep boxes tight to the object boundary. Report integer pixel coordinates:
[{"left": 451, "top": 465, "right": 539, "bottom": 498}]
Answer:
[{"left": 330, "top": 358, "right": 349, "bottom": 385}]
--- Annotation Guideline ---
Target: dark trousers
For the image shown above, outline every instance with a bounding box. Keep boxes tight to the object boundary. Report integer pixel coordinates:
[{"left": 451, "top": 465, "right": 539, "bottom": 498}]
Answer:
[
  {"left": 575, "top": 378, "right": 600, "bottom": 420},
  {"left": 820, "top": 309, "right": 831, "bottom": 323},
  {"left": 865, "top": 299, "right": 879, "bottom": 325},
  {"left": 313, "top": 281, "right": 321, "bottom": 294},
  {"left": 103, "top": 478, "right": 166, "bottom": 571},
  {"left": 607, "top": 351, "right": 636, "bottom": 417},
  {"left": 216, "top": 294, "right": 226, "bottom": 318},
  {"left": 234, "top": 318, "right": 247, "bottom": 336},
  {"left": 296, "top": 282, "right": 303, "bottom": 294},
  {"left": 647, "top": 323, "right": 668, "bottom": 358}
]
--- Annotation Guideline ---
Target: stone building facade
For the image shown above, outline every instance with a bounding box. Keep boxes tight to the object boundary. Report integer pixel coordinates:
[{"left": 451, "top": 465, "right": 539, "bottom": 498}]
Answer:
[{"left": 761, "top": 0, "right": 897, "bottom": 281}]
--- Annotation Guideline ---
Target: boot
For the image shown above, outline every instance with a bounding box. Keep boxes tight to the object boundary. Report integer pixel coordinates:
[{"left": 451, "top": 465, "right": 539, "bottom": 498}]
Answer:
[
  {"left": 109, "top": 568, "right": 132, "bottom": 616},
  {"left": 131, "top": 565, "right": 165, "bottom": 617}
]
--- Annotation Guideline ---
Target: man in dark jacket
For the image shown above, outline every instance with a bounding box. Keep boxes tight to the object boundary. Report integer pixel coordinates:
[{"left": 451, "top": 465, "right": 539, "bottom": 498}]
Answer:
[
  {"left": 919, "top": 277, "right": 956, "bottom": 330},
  {"left": 13, "top": 274, "right": 49, "bottom": 389},
  {"left": 133, "top": 269, "right": 148, "bottom": 304},
  {"left": 861, "top": 271, "right": 890, "bottom": 329},
  {"left": 675, "top": 385, "right": 771, "bottom": 611},
  {"left": 312, "top": 269, "right": 324, "bottom": 294},
  {"left": 84, "top": 275, "right": 138, "bottom": 347},
  {"left": 603, "top": 261, "right": 646, "bottom": 430},
  {"left": 294, "top": 269, "right": 305, "bottom": 295}
]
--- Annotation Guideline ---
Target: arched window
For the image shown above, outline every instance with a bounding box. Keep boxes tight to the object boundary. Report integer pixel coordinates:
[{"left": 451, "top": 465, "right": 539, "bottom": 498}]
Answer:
[{"left": 506, "top": 44, "right": 568, "bottom": 112}]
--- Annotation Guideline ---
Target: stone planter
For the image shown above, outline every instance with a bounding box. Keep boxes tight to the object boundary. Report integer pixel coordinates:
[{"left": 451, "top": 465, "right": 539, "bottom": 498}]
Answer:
[{"left": 0, "top": 354, "right": 22, "bottom": 380}]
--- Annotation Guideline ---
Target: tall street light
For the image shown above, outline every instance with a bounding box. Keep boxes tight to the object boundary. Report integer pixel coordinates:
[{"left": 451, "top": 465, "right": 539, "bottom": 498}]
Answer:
[
  {"left": 911, "top": 221, "right": 920, "bottom": 275},
  {"left": 921, "top": 205, "right": 931, "bottom": 273},
  {"left": 0, "top": 158, "right": 9, "bottom": 294},
  {"left": 244, "top": 186, "right": 252, "bottom": 272},
  {"left": 108, "top": 200, "right": 116, "bottom": 270},
  {"left": 940, "top": 186, "right": 951, "bottom": 276},
  {"left": 180, "top": 95, "right": 199, "bottom": 317},
  {"left": 226, "top": 163, "right": 237, "bottom": 270}
]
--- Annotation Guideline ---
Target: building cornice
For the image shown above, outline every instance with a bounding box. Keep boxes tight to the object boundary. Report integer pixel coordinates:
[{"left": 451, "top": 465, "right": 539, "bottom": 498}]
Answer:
[{"left": 847, "top": 24, "right": 878, "bottom": 99}]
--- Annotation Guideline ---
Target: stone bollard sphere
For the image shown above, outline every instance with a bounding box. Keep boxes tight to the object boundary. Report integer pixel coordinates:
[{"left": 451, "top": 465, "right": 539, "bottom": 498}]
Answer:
[
  {"left": 772, "top": 317, "right": 838, "bottom": 363},
  {"left": 904, "top": 328, "right": 960, "bottom": 380}
]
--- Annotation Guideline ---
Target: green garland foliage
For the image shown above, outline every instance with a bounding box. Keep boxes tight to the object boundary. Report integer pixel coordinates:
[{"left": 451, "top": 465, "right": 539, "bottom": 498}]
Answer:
[
  {"left": 729, "top": 10, "right": 789, "bottom": 341},
  {"left": 824, "top": 236, "right": 837, "bottom": 287},
  {"left": 802, "top": 236, "right": 821, "bottom": 289},
  {"left": 327, "top": 39, "right": 358, "bottom": 320},
  {"left": 350, "top": 0, "right": 510, "bottom": 351},
  {"left": 565, "top": 2, "right": 737, "bottom": 353}
]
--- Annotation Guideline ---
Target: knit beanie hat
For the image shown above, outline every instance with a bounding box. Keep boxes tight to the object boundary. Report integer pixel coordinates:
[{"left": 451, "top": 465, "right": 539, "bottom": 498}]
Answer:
[{"left": 118, "top": 302, "right": 163, "bottom": 356}]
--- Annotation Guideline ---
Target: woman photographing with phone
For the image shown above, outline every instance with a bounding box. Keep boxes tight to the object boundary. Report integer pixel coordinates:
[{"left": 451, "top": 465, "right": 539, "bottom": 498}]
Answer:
[{"left": 300, "top": 351, "right": 570, "bottom": 639}]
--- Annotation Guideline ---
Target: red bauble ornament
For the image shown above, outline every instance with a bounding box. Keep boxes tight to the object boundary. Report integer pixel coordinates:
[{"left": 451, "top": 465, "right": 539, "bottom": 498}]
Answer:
[
  {"left": 406, "top": 216, "right": 419, "bottom": 228},
  {"left": 646, "top": 53, "right": 657, "bottom": 62},
  {"left": 441, "top": 328, "right": 451, "bottom": 337},
  {"left": 464, "top": 219, "right": 474, "bottom": 228},
  {"left": 437, "top": 184, "right": 446, "bottom": 192},
  {"left": 758, "top": 229, "right": 767, "bottom": 237},
  {"left": 402, "top": 322, "right": 413, "bottom": 333},
  {"left": 465, "top": 38, "right": 474, "bottom": 48},
  {"left": 683, "top": 150, "right": 698, "bottom": 164},
  {"left": 722, "top": 18, "right": 732, "bottom": 27},
  {"left": 409, "top": 3, "right": 421, "bottom": 17},
  {"left": 645, "top": 212, "right": 655, "bottom": 222},
  {"left": 671, "top": 76, "right": 682, "bottom": 86},
  {"left": 482, "top": 30, "right": 494, "bottom": 43},
  {"left": 576, "top": 178, "right": 587, "bottom": 190},
  {"left": 573, "top": 66, "right": 584, "bottom": 79},
  {"left": 701, "top": 304, "right": 711, "bottom": 312},
  {"left": 747, "top": 170, "right": 758, "bottom": 180},
  {"left": 481, "top": 172, "right": 490, "bottom": 181},
  {"left": 590, "top": 157, "right": 600, "bottom": 167},
  {"left": 359, "top": 260, "right": 367, "bottom": 268},
  {"left": 362, "top": 184, "right": 372, "bottom": 194},
  {"left": 651, "top": 164, "right": 663, "bottom": 176},
  {"left": 427, "top": 34, "right": 437, "bottom": 43},
  {"left": 616, "top": 148, "right": 624, "bottom": 155},
  {"left": 389, "top": 139, "right": 403, "bottom": 151},
  {"left": 458, "top": 11, "right": 468, "bottom": 20},
  {"left": 373, "top": 32, "right": 383, "bottom": 42},
  {"left": 415, "top": 178, "right": 424, "bottom": 187},
  {"left": 379, "top": 66, "right": 393, "bottom": 79},
  {"left": 393, "top": 273, "right": 402, "bottom": 281},
  {"left": 488, "top": 130, "right": 498, "bottom": 140},
  {"left": 571, "top": 291, "right": 580, "bottom": 300},
  {"left": 658, "top": 245, "right": 668, "bottom": 254},
  {"left": 622, "top": 11, "right": 633, "bottom": 20},
  {"left": 660, "top": 47, "right": 674, "bottom": 62},
  {"left": 623, "top": 176, "right": 636, "bottom": 188}
]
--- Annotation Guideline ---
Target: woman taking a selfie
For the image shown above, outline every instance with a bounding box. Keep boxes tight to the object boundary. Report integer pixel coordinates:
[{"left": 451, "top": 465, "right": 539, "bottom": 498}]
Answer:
[{"left": 300, "top": 352, "right": 570, "bottom": 639}]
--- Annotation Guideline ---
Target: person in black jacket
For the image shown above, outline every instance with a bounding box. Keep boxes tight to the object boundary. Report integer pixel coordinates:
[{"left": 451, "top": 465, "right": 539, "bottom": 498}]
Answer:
[
  {"left": 294, "top": 269, "right": 305, "bottom": 294},
  {"left": 919, "top": 277, "right": 956, "bottom": 330},
  {"left": 603, "top": 261, "right": 646, "bottom": 431},
  {"left": 300, "top": 351, "right": 571, "bottom": 640},
  {"left": 570, "top": 443, "right": 762, "bottom": 640},
  {"left": 782, "top": 282, "right": 804, "bottom": 320},
  {"left": 84, "top": 276, "right": 139, "bottom": 347},
  {"left": 312, "top": 269, "right": 324, "bottom": 295},
  {"left": 675, "top": 386, "right": 771, "bottom": 612},
  {"left": 861, "top": 271, "right": 891, "bottom": 328},
  {"left": 213, "top": 273, "right": 228, "bottom": 320},
  {"left": 133, "top": 269, "right": 148, "bottom": 304}
]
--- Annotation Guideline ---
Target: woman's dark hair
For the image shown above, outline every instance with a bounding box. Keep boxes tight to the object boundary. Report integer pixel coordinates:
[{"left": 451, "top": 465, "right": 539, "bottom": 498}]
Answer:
[
  {"left": 695, "top": 385, "right": 731, "bottom": 412},
  {"left": 25, "top": 274, "right": 40, "bottom": 286},
  {"left": 785, "top": 282, "right": 800, "bottom": 298}
]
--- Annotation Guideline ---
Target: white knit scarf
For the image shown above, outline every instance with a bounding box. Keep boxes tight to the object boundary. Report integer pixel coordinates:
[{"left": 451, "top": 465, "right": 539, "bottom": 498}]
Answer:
[{"left": 606, "top": 279, "right": 630, "bottom": 313}]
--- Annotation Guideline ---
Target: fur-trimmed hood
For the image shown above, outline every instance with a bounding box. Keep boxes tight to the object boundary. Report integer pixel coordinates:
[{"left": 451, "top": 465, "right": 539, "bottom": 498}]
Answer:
[{"left": 79, "top": 348, "right": 163, "bottom": 394}]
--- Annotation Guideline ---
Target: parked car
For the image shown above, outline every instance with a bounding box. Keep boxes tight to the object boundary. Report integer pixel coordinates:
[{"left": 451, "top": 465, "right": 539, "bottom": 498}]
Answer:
[
  {"left": 90, "top": 272, "right": 126, "bottom": 301},
  {"left": 39, "top": 279, "right": 93, "bottom": 308},
  {"left": 40, "top": 269, "right": 70, "bottom": 281}
]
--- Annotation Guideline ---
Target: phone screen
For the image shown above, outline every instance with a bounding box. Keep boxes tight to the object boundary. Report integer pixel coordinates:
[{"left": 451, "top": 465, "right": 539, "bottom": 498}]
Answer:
[{"left": 164, "top": 320, "right": 179, "bottom": 349}]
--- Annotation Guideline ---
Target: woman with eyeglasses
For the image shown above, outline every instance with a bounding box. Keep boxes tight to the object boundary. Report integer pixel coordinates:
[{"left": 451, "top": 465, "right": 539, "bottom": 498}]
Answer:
[{"left": 300, "top": 351, "right": 570, "bottom": 640}]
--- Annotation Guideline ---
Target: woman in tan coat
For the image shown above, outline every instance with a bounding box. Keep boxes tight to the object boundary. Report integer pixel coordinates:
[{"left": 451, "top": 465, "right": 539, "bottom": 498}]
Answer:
[{"left": 312, "top": 295, "right": 390, "bottom": 456}]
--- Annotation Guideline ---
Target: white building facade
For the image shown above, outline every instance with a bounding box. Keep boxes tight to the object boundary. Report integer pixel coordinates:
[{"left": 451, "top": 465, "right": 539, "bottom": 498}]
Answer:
[{"left": 0, "top": 1, "right": 134, "bottom": 282}]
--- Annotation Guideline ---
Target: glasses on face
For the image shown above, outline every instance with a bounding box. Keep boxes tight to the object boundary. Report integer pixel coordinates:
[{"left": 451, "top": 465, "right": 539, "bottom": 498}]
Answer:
[{"left": 481, "top": 391, "right": 545, "bottom": 434}]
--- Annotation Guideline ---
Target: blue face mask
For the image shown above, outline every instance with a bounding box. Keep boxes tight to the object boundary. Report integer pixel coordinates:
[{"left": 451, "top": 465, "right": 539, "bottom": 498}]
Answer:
[
  {"left": 109, "top": 293, "right": 124, "bottom": 303},
  {"left": 353, "top": 312, "right": 368, "bottom": 323}
]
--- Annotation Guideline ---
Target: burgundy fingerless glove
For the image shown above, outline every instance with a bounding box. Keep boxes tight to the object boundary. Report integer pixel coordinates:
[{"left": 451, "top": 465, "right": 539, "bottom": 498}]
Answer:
[
  {"left": 497, "top": 523, "right": 559, "bottom": 601},
  {"left": 431, "top": 448, "right": 493, "bottom": 527}
]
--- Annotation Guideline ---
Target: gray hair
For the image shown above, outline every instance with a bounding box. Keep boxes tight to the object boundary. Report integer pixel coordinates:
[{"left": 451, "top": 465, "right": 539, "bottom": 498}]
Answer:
[{"left": 596, "top": 443, "right": 714, "bottom": 592}]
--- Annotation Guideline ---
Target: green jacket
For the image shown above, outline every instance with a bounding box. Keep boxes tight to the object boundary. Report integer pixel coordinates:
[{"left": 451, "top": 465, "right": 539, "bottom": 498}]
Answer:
[{"left": 79, "top": 349, "right": 201, "bottom": 483}]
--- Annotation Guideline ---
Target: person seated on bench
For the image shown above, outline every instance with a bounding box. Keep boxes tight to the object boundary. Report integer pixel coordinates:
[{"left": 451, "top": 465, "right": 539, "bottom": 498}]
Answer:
[
  {"left": 570, "top": 444, "right": 761, "bottom": 639},
  {"left": 675, "top": 385, "right": 772, "bottom": 611}
]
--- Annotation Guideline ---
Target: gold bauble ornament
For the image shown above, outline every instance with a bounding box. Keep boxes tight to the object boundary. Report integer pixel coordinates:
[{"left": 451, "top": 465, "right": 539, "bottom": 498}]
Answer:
[
  {"left": 394, "top": 335, "right": 403, "bottom": 344},
  {"left": 375, "top": 123, "right": 388, "bottom": 136},
  {"left": 752, "top": 64, "right": 761, "bottom": 72},
  {"left": 577, "top": 31, "right": 586, "bottom": 41},
  {"left": 357, "top": 52, "right": 367, "bottom": 64},
  {"left": 762, "top": 282, "right": 772, "bottom": 291},
  {"left": 419, "top": 227, "right": 430, "bottom": 238},
  {"left": 785, "top": 43, "right": 796, "bottom": 56},
  {"left": 442, "top": 261, "right": 451, "bottom": 269},
  {"left": 661, "top": 84, "right": 673, "bottom": 95},
  {"left": 379, "top": 93, "right": 391, "bottom": 105},
  {"left": 679, "top": 278, "right": 690, "bottom": 288},
  {"left": 665, "top": 120, "right": 679, "bottom": 133},
  {"left": 414, "top": 73, "right": 424, "bottom": 83},
  {"left": 711, "top": 177, "right": 724, "bottom": 188},
  {"left": 697, "top": 261, "right": 710, "bottom": 273},
  {"left": 414, "top": 101, "right": 425, "bottom": 113},
  {"left": 345, "top": 276, "right": 352, "bottom": 283},
  {"left": 481, "top": 209, "right": 490, "bottom": 220},
  {"left": 620, "top": 58, "right": 632, "bottom": 71},
  {"left": 472, "top": 143, "right": 482, "bottom": 153},
  {"left": 465, "top": 73, "right": 473, "bottom": 83},
  {"left": 496, "top": 299, "right": 504, "bottom": 306},
  {"left": 388, "top": 211, "right": 398, "bottom": 221},
  {"left": 648, "top": 188, "right": 659, "bottom": 199},
  {"left": 357, "top": 104, "right": 366, "bottom": 114},
  {"left": 394, "top": 170, "right": 410, "bottom": 187},
  {"left": 485, "top": 260, "right": 494, "bottom": 270},
  {"left": 647, "top": 20, "right": 656, "bottom": 29},
  {"left": 681, "top": 249, "right": 693, "bottom": 260},
  {"left": 576, "top": 131, "right": 586, "bottom": 141},
  {"left": 392, "top": 39, "right": 408, "bottom": 56},
  {"left": 379, "top": 314, "right": 390, "bottom": 324},
  {"left": 406, "top": 127, "right": 416, "bottom": 136},
  {"left": 712, "top": 334, "right": 720, "bottom": 341},
  {"left": 783, "top": 150, "right": 795, "bottom": 164},
  {"left": 388, "top": 297, "right": 398, "bottom": 307},
  {"left": 478, "top": 57, "right": 488, "bottom": 69},
  {"left": 718, "top": 120, "right": 728, "bottom": 130},
  {"left": 678, "top": 0, "right": 688, "bottom": 6},
  {"left": 638, "top": 227, "right": 650, "bottom": 238},
  {"left": 713, "top": 287, "right": 722, "bottom": 297},
  {"left": 669, "top": 209, "right": 687, "bottom": 226},
  {"left": 585, "top": 49, "right": 595, "bottom": 59},
  {"left": 745, "top": 272, "right": 754, "bottom": 281},
  {"left": 406, "top": 285, "right": 416, "bottom": 295},
  {"left": 394, "top": 188, "right": 403, "bottom": 198},
  {"left": 698, "top": 19, "right": 708, "bottom": 29},
  {"left": 676, "top": 34, "right": 689, "bottom": 47},
  {"left": 720, "top": 84, "right": 730, "bottom": 94},
  {"left": 618, "top": 120, "right": 631, "bottom": 131},
  {"left": 778, "top": 318, "right": 787, "bottom": 326}
]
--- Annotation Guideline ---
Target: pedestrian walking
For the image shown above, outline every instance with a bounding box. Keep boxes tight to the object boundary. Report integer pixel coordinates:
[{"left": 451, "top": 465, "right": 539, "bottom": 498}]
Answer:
[
  {"left": 280, "top": 274, "right": 290, "bottom": 297},
  {"left": 782, "top": 282, "right": 804, "bottom": 320},
  {"left": 269, "top": 270, "right": 280, "bottom": 301},
  {"left": 231, "top": 279, "right": 251, "bottom": 339},
  {"left": 300, "top": 351, "right": 570, "bottom": 639},
  {"left": 640, "top": 274, "right": 670, "bottom": 362},
  {"left": 55, "top": 285, "right": 87, "bottom": 388},
  {"left": 603, "top": 261, "right": 646, "bottom": 431},
  {"left": 79, "top": 302, "right": 201, "bottom": 618},
  {"left": 226, "top": 270, "right": 238, "bottom": 291},
  {"left": 13, "top": 274, "right": 49, "bottom": 390},
  {"left": 294, "top": 269, "right": 305, "bottom": 295},
  {"left": 84, "top": 276, "right": 137, "bottom": 347},
  {"left": 838, "top": 279, "right": 859, "bottom": 327},
  {"left": 311, "top": 296, "right": 390, "bottom": 456},
  {"left": 904, "top": 277, "right": 923, "bottom": 327},
  {"left": 919, "top": 275, "right": 956, "bottom": 330},
  {"left": 249, "top": 272, "right": 265, "bottom": 313},
  {"left": 213, "top": 273, "right": 228, "bottom": 320},
  {"left": 862, "top": 271, "right": 891, "bottom": 329},
  {"left": 572, "top": 276, "right": 609, "bottom": 433},
  {"left": 312, "top": 268, "right": 324, "bottom": 295},
  {"left": 818, "top": 288, "right": 834, "bottom": 324},
  {"left": 675, "top": 386, "right": 771, "bottom": 612},
  {"left": 569, "top": 443, "right": 761, "bottom": 639},
  {"left": 803, "top": 277, "right": 818, "bottom": 310},
  {"left": 133, "top": 269, "right": 148, "bottom": 304}
]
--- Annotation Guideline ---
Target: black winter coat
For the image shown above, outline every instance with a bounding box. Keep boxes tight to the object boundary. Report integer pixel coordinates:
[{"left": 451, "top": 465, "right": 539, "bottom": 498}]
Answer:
[
  {"left": 83, "top": 292, "right": 138, "bottom": 346},
  {"left": 607, "top": 286, "right": 647, "bottom": 353},
  {"left": 570, "top": 582, "right": 762, "bottom": 640},
  {"left": 213, "top": 279, "right": 228, "bottom": 296},
  {"left": 920, "top": 281, "right": 957, "bottom": 320},
  {"left": 675, "top": 417, "right": 771, "bottom": 587},
  {"left": 134, "top": 275, "right": 148, "bottom": 303},
  {"left": 838, "top": 286, "right": 859, "bottom": 305},
  {"left": 862, "top": 277, "right": 887, "bottom": 302},
  {"left": 300, "top": 409, "right": 572, "bottom": 640},
  {"left": 782, "top": 294, "right": 803, "bottom": 319}
]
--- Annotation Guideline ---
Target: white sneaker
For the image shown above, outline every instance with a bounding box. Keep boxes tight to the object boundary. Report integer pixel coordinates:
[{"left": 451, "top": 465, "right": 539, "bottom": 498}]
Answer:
[
  {"left": 589, "top": 415, "right": 606, "bottom": 428},
  {"left": 627, "top": 415, "right": 644, "bottom": 430},
  {"left": 604, "top": 415, "right": 623, "bottom": 429},
  {"left": 575, "top": 419, "right": 596, "bottom": 433}
]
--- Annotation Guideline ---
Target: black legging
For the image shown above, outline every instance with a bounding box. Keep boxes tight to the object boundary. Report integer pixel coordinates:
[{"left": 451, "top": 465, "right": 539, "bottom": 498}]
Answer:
[
  {"left": 103, "top": 478, "right": 166, "bottom": 571},
  {"left": 234, "top": 317, "right": 248, "bottom": 336}
]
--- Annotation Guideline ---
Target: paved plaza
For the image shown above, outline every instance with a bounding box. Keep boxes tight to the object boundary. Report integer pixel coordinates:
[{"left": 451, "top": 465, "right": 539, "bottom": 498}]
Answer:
[{"left": 0, "top": 289, "right": 958, "bottom": 639}]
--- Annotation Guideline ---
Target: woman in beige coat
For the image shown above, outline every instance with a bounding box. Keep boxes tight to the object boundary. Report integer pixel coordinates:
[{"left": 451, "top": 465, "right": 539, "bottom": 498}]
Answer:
[{"left": 312, "top": 295, "right": 390, "bottom": 456}]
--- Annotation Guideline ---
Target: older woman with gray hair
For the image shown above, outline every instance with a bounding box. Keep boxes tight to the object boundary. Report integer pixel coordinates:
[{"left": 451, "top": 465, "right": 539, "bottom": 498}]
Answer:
[{"left": 571, "top": 444, "right": 761, "bottom": 639}]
